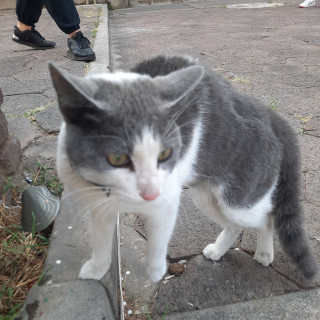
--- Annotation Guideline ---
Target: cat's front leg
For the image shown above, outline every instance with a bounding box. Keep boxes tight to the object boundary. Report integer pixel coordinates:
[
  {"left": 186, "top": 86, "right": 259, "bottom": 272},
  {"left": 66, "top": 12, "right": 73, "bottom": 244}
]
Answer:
[
  {"left": 203, "top": 226, "right": 241, "bottom": 261},
  {"left": 145, "top": 196, "right": 180, "bottom": 282},
  {"left": 79, "top": 210, "right": 118, "bottom": 280}
]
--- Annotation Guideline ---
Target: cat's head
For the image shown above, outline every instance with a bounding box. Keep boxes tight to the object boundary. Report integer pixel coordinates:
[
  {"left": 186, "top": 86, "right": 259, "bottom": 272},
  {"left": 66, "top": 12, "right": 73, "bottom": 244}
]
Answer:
[{"left": 50, "top": 63, "right": 204, "bottom": 201}]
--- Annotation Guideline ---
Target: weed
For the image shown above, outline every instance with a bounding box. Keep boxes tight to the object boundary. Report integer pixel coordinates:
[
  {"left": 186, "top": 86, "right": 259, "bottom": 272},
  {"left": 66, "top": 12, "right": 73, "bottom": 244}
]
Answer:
[
  {"left": 26, "top": 161, "right": 63, "bottom": 196},
  {"left": 2, "top": 177, "right": 24, "bottom": 195},
  {"left": 23, "top": 106, "right": 46, "bottom": 118},
  {"left": 298, "top": 128, "right": 307, "bottom": 135},
  {"left": 231, "top": 76, "right": 253, "bottom": 85},
  {"left": 269, "top": 98, "right": 278, "bottom": 110},
  {"left": 107, "top": 0, "right": 116, "bottom": 10},
  {"left": 294, "top": 114, "right": 312, "bottom": 124},
  {"left": 294, "top": 114, "right": 313, "bottom": 135},
  {"left": 0, "top": 202, "right": 49, "bottom": 317},
  {"left": 91, "top": 29, "right": 97, "bottom": 38}
]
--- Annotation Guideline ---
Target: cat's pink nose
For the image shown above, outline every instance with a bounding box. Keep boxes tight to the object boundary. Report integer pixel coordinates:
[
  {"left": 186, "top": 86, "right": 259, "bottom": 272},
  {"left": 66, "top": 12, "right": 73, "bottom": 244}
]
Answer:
[{"left": 140, "top": 193, "right": 160, "bottom": 201}]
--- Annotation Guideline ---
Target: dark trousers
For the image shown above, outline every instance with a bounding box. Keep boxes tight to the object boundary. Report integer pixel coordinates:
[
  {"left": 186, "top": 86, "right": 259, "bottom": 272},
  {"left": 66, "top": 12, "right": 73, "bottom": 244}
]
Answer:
[{"left": 16, "top": 0, "right": 80, "bottom": 34}]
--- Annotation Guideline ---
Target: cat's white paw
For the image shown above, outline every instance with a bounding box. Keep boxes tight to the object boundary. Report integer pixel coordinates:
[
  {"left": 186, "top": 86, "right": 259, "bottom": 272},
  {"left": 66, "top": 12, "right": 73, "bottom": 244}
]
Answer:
[
  {"left": 254, "top": 250, "right": 274, "bottom": 267},
  {"left": 79, "top": 259, "right": 110, "bottom": 280},
  {"left": 203, "top": 243, "right": 225, "bottom": 261},
  {"left": 146, "top": 262, "right": 167, "bottom": 282}
]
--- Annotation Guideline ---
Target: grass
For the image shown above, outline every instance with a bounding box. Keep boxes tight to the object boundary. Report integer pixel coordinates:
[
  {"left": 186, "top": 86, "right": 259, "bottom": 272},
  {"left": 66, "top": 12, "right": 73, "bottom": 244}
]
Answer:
[
  {"left": 269, "top": 98, "right": 278, "bottom": 111},
  {"left": 231, "top": 76, "right": 253, "bottom": 85},
  {"left": 294, "top": 114, "right": 313, "bottom": 135},
  {"left": 107, "top": 1, "right": 116, "bottom": 11},
  {"left": 25, "top": 161, "right": 63, "bottom": 196},
  {"left": 0, "top": 198, "right": 49, "bottom": 318},
  {"left": 91, "top": 7, "right": 102, "bottom": 39},
  {"left": 4, "top": 101, "right": 56, "bottom": 120},
  {"left": 1, "top": 160, "right": 62, "bottom": 318}
]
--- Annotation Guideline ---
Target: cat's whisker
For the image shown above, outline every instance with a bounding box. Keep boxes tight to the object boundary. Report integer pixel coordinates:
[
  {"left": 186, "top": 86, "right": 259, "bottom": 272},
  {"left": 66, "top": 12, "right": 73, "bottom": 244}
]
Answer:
[
  {"left": 79, "top": 194, "right": 120, "bottom": 214},
  {"left": 162, "top": 100, "right": 198, "bottom": 139},
  {"left": 90, "top": 135, "right": 126, "bottom": 145},
  {"left": 162, "top": 119, "right": 198, "bottom": 141},
  {"left": 64, "top": 186, "right": 100, "bottom": 196},
  {"left": 64, "top": 188, "right": 105, "bottom": 201}
]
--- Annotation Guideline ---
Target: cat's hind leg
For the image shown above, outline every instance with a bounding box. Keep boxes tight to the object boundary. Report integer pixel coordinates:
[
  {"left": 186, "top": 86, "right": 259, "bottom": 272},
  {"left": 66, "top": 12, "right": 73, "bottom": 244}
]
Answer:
[
  {"left": 203, "top": 226, "right": 241, "bottom": 261},
  {"left": 254, "top": 214, "right": 274, "bottom": 266},
  {"left": 189, "top": 185, "right": 242, "bottom": 261},
  {"left": 79, "top": 210, "right": 118, "bottom": 280}
]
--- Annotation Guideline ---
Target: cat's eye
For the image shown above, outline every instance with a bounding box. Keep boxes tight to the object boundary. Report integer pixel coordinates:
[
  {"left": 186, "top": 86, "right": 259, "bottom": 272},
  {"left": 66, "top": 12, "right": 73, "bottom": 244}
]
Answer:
[
  {"left": 158, "top": 149, "right": 172, "bottom": 162},
  {"left": 107, "top": 154, "right": 130, "bottom": 167}
]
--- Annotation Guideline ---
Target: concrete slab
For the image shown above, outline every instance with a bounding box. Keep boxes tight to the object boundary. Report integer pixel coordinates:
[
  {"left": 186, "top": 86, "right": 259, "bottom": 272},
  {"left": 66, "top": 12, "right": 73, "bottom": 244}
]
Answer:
[
  {"left": 35, "top": 102, "right": 63, "bottom": 133},
  {"left": 7, "top": 116, "right": 41, "bottom": 150},
  {"left": 110, "top": 2, "right": 320, "bottom": 318},
  {"left": 163, "top": 288, "right": 320, "bottom": 320},
  {"left": 1, "top": 94, "right": 53, "bottom": 117},
  {"left": 43, "top": 194, "right": 119, "bottom": 317},
  {"left": 22, "top": 136, "right": 58, "bottom": 160},
  {"left": 17, "top": 280, "right": 115, "bottom": 320},
  {"left": 151, "top": 252, "right": 299, "bottom": 315},
  {"left": 120, "top": 223, "right": 158, "bottom": 303}
]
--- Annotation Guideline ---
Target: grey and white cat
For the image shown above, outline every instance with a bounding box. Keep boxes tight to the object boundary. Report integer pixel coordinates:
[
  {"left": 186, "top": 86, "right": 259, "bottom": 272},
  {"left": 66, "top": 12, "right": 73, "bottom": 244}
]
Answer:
[{"left": 50, "top": 55, "right": 317, "bottom": 282}]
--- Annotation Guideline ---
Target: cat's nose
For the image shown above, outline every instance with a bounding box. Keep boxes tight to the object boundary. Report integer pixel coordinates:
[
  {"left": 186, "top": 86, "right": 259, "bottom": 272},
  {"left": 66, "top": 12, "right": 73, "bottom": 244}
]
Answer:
[{"left": 140, "top": 193, "right": 160, "bottom": 201}]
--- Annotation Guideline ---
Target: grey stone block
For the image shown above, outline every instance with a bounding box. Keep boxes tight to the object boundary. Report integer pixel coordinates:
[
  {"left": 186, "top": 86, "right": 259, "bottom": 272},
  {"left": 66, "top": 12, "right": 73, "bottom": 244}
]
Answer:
[
  {"left": 1, "top": 93, "right": 53, "bottom": 117},
  {"left": 151, "top": 251, "right": 299, "bottom": 315},
  {"left": 17, "top": 280, "right": 115, "bottom": 320},
  {"left": 120, "top": 222, "right": 158, "bottom": 303},
  {"left": 162, "top": 288, "right": 320, "bottom": 320},
  {"left": 44, "top": 195, "right": 119, "bottom": 317},
  {"left": 35, "top": 102, "right": 63, "bottom": 133},
  {"left": 7, "top": 116, "right": 41, "bottom": 150},
  {"left": 23, "top": 136, "right": 58, "bottom": 160}
]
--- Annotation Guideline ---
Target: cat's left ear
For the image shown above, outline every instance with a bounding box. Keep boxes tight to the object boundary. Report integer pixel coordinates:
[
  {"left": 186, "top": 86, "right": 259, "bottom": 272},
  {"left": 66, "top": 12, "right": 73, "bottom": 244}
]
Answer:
[
  {"left": 154, "top": 65, "right": 205, "bottom": 108},
  {"left": 49, "top": 63, "right": 100, "bottom": 124}
]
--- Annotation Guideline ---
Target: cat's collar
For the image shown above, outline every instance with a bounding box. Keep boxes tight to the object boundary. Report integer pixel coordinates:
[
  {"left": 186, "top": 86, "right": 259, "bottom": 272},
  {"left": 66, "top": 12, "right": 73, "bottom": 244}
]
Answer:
[{"left": 90, "top": 181, "right": 111, "bottom": 197}]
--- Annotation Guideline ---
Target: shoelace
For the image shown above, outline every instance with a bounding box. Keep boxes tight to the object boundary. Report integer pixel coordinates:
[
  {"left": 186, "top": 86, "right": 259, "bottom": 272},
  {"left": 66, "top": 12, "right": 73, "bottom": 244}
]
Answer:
[
  {"left": 30, "top": 27, "right": 45, "bottom": 42},
  {"left": 73, "top": 32, "right": 90, "bottom": 49}
]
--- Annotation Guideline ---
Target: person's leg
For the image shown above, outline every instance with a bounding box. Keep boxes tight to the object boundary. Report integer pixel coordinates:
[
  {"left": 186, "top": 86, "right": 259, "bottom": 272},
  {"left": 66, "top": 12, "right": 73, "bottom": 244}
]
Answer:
[
  {"left": 13, "top": 0, "right": 56, "bottom": 49},
  {"left": 42, "top": 0, "right": 80, "bottom": 35},
  {"left": 42, "top": 0, "right": 96, "bottom": 61},
  {"left": 16, "top": 0, "right": 43, "bottom": 28}
]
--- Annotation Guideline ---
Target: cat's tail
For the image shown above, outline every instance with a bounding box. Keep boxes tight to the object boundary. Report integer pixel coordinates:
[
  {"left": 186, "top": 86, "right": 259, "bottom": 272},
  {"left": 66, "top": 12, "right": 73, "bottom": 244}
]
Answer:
[{"left": 272, "top": 116, "right": 318, "bottom": 280}]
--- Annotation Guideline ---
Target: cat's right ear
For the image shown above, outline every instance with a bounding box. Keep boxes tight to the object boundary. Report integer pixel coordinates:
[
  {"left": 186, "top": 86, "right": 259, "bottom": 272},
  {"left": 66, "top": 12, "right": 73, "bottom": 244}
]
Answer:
[
  {"left": 48, "top": 63, "right": 98, "bottom": 124},
  {"left": 154, "top": 65, "right": 205, "bottom": 109}
]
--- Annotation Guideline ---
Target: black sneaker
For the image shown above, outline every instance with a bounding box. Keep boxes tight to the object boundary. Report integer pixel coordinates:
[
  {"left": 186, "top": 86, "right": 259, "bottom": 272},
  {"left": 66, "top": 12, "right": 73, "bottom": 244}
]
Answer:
[
  {"left": 12, "top": 25, "right": 56, "bottom": 50},
  {"left": 67, "top": 31, "right": 96, "bottom": 62}
]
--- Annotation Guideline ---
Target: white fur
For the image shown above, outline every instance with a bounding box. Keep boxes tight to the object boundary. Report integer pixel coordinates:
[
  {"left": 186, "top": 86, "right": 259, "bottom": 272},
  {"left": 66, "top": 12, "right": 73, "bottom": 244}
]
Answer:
[
  {"left": 175, "top": 120, "right": 203, "bottom": 186},
  {"left": 190, "top": 181, "right": 276, "bottom": 264},
  {"left": 131, "top": 129, "right": 164, "bottom": 199}
]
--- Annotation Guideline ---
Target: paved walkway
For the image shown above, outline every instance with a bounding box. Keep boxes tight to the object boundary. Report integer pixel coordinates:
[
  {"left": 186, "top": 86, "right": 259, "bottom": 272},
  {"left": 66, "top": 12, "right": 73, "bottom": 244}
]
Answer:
[
  {"left": 0, "top": 1, "right": 319, "bottom": 319},
  {"left": 112, "top": 1, "right": 320, "bottom": 318}
]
